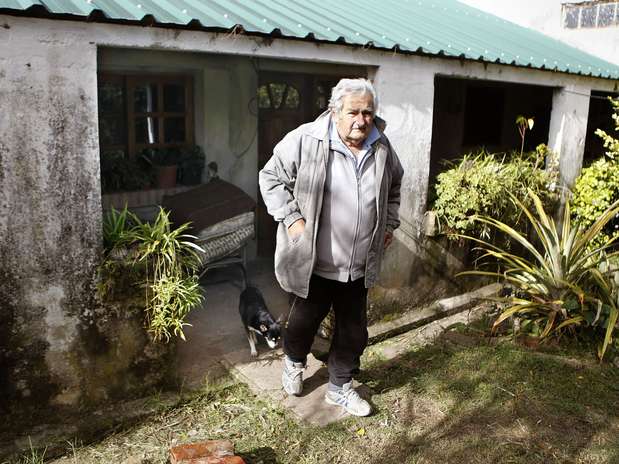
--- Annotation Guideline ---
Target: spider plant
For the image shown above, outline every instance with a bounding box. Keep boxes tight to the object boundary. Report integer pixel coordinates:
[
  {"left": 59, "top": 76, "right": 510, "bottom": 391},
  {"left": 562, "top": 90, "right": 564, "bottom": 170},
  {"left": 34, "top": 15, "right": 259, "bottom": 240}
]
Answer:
[
  {"left": 458, "top": 190, "right": 619, "bottom": 359},
  {"left": 127, "top": 208, "right": 205, "bottom": 342},
  {"left": 102, "top": 204, "right": 136, "bottom": 252},
  {"left": 101, "top": 207, "right": 205, "bottom": 342}
]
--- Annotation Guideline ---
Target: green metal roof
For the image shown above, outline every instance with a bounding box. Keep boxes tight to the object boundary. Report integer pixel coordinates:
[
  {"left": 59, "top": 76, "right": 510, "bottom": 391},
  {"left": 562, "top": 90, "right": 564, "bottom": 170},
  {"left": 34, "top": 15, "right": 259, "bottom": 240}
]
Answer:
[{"left": 2, "top": 0, "right": 619, "bottom": 79}]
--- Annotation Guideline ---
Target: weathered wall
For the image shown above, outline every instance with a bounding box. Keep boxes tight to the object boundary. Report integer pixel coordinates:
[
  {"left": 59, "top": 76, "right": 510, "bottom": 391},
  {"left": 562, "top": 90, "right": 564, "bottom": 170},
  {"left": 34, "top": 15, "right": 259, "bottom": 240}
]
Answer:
[
  {"left": 549, "top": 84, "right": 592, "bottom": 189},
  {"left": 0, "top": 20, "right": 101, "bottom": 415},
  {"left": 0, "top": 19, "right": 178, "bottom": 444},
  {"left": 0, "top": 14, "right": 618, "bottom": 436}
]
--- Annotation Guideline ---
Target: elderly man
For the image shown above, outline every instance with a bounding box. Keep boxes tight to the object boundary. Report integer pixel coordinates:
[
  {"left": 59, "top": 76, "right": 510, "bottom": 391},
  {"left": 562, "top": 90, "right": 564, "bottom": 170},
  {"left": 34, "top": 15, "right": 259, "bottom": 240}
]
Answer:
[{"left": 258, "top": 78, "right": 403, "bottom": 417}]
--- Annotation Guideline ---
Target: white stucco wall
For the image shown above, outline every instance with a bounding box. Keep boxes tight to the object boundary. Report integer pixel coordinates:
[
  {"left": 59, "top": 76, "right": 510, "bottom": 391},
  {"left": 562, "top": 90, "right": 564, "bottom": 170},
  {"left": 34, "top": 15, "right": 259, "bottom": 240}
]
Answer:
[
  {"left": 460, "top": 0, "right": 619, "bottom": 65},
  {"left": 1, "top": 14, "right": 618, "bottom": 413}
]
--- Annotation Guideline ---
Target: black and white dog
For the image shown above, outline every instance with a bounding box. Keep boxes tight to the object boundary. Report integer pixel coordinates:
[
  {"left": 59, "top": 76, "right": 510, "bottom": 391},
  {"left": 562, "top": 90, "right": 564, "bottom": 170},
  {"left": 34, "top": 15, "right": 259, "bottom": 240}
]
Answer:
[{"left": 239, "top": 285, "right": 282, "bottom": 357}]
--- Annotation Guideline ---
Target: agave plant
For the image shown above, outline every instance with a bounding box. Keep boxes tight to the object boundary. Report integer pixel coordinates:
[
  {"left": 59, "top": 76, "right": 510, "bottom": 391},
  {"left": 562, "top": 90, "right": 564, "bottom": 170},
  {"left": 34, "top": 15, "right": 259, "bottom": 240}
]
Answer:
[{"left": 458, "top": 190, "right": 619, "bottom": 359}]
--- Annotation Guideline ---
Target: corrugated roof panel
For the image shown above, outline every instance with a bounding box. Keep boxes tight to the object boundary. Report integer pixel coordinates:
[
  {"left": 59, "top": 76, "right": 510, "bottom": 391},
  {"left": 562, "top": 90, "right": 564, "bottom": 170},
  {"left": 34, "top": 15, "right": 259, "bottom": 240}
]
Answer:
[
  {"left": 0, "top": 0, "right": 618, "bottom": 79},
  {"left": 0, "top": 0, "right": 37, "bottom": 9}
]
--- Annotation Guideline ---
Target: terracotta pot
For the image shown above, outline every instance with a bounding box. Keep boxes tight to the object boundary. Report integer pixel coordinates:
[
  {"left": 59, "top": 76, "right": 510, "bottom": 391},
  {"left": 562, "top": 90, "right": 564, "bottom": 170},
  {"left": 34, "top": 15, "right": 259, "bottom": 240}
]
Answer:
[{"left": 156, "top": 165, "right": 177, "bottom": 189}]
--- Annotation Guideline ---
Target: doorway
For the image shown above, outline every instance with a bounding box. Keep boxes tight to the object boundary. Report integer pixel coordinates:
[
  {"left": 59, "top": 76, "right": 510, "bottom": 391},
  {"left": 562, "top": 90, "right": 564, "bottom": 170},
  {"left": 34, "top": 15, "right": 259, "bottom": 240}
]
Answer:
[{"left": 256, "top": 72, "right": 346, "bottom": 256}]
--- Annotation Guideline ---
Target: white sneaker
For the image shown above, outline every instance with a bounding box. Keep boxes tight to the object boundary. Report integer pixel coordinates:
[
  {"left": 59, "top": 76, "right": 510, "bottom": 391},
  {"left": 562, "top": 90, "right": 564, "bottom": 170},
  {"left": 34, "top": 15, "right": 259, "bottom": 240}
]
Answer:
[
  {"left": 324, "top": 381, "right": 372, "bottom": 417},
  {"left": 282, "top": 357, "right": 305, "bottom": 396}
]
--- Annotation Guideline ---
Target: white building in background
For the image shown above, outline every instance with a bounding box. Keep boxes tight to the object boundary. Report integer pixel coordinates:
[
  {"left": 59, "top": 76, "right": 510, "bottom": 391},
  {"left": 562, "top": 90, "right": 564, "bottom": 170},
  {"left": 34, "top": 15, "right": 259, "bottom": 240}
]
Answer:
[{"left": 460, "top": 0, "right": 619, "bottom": 65}]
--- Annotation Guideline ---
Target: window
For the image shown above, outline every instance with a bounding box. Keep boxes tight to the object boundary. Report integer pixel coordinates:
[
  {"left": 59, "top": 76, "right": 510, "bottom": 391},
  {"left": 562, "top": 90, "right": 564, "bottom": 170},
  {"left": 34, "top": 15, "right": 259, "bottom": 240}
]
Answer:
[
  {"left": 563, "top": 1, "right": 618, "bottom": 28},
  {"left": 257, "top": 83, "right": 300, "bottom": 110},
  {"left": 98, "top": 74, "right": 194, "bottom": 157}
]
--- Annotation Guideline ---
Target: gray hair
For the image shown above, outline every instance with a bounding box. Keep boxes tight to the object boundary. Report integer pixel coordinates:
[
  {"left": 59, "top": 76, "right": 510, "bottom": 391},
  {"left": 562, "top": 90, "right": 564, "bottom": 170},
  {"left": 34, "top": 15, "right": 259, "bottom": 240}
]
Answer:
[{"left": 328, "top": 78, "right": 378, "bottom": 115}]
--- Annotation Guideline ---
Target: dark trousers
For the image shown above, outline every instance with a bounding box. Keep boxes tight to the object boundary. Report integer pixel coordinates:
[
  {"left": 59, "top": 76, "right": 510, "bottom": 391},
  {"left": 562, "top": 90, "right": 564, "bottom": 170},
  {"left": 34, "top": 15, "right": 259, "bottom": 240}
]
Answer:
[{"left": 283, "top": 274, "right": 368, "bottom": 386}]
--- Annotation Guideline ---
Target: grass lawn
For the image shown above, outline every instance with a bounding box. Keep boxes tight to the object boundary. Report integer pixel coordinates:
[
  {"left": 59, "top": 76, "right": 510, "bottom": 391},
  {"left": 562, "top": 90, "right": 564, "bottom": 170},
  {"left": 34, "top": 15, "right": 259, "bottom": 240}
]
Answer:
[{"left": 37, "top": 326, "right": 619, "bottom": 464}]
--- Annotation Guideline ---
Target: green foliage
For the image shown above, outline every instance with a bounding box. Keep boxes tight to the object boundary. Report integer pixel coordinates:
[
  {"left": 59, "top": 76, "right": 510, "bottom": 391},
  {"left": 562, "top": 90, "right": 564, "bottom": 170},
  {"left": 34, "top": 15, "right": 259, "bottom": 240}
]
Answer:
[
  {"left": 102, "top": 205, "right": 137, "bottom": 251},
  {"left": 595, "top": 97, "right": 619, "bottom": 159},
  {"left": 16, "top": 438, "right": 46, "bottom": 464},
  {"left": 433, "top": 145, "right": 558, "bottom": 241},
  {"left": 178, "top": 145, "right": 206, "bottom": 185},
  {"left": 572, "top": 98, "right": 619, "bottom": 247},
  {"left": 100, "top": 150, "right": 153, "bottom": 193},
  {"left": 141, "top": 145, "right": 206, "bottom": 185},
  {"left": 99, "top": 207, "right": 205, "bottom": 342},
  {"left": 101, "top": 145, "right": 206, "bottom": 193},
  {"left": 458, "top": 190, "right": 619, "bottom": 360},
  {"left": 141, "top": 147, "right": 182, "bottom": 167}
]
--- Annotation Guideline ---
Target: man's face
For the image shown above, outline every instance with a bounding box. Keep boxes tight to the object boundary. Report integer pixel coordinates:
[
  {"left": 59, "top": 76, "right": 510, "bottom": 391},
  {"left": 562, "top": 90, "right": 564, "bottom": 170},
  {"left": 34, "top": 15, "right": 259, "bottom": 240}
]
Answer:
[{"left": 333, "top": 92, "right": 374, "bottom": 148}]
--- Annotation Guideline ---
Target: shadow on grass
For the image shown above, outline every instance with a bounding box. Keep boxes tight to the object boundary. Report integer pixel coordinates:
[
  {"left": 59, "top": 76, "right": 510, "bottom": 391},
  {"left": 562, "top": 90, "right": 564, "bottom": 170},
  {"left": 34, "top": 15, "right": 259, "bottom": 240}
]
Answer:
[
  {"left": 353, "top": 340, "right": 619, "bottom": 464},
  {"left": 239, "top": 446, "right": 280, "bottom": 464}
]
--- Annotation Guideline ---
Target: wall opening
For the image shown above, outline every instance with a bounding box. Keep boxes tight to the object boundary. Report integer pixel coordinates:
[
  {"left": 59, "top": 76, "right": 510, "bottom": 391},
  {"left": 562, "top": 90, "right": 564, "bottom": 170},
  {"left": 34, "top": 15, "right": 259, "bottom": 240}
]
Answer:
[
  {"left": 583, "top": 90, "right": 619, "bottom": 165},
  {"left": 429, "top": 76, "right": 554, "bottom": 192}
]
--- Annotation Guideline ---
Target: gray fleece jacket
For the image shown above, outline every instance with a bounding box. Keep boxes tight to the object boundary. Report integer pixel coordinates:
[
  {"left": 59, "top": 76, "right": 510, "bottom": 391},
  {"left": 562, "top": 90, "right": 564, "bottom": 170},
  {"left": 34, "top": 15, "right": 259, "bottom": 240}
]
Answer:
[{"left": 258, "top": 111, "right": 404, "bottom": 298}]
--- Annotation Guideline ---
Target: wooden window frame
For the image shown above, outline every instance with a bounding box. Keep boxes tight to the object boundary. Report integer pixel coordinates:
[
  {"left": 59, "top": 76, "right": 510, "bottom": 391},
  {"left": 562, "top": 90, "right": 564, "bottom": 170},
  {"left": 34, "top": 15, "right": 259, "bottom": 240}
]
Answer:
[{"left": 98, "top": 73, "right": 194, "bottom": 157}]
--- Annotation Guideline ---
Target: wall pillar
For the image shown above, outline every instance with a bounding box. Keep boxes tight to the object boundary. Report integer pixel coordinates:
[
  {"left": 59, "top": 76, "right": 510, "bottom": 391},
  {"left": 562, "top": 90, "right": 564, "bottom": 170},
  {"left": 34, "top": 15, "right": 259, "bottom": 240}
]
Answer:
[
  {"left": 548, "top": 85, "right": 591, "bottom": 189},
  {"left": 372, "top": 58, "right": 435, "bottom": 238},
  {"left": 370, "top": 58, "right": 436, "bottom": 288}
]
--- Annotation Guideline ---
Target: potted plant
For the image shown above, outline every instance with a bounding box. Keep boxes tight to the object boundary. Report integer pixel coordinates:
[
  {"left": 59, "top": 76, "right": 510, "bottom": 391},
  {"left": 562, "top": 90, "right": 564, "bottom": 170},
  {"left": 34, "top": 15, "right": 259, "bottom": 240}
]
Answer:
[
  {"left": 142, "top": 148, "right": 181, "bottom": 189},
  {"left": 100, "top": 150, "right": 153, "bottom": 193},
  {"left": 178, "top": 145, "right": 206, "bottom": 185}
]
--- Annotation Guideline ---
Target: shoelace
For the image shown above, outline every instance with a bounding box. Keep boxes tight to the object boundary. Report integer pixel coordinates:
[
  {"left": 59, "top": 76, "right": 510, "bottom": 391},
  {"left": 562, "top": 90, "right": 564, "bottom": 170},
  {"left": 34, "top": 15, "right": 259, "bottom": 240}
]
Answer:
[
  {"left": 287, "top": 363, "right": 304, "bottom": 379},
  {"left": 341, "top": 388, "right": 361, "bottom": 405}
]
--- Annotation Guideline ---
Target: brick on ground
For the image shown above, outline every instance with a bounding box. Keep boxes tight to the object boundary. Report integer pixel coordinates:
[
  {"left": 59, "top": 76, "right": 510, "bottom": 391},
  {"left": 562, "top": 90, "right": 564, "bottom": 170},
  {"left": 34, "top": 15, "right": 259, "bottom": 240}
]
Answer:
[{"left": 170, "top": 440, "right": 245, "bottom": 464}]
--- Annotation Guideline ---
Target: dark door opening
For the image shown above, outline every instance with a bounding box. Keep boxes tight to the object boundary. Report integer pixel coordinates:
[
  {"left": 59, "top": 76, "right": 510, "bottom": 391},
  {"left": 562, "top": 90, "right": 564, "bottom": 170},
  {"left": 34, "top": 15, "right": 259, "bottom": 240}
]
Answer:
[
  {"left": 256, "top": 73, "right": 351, "bottom": 257},
  {"left": 583, "top": 90, "right": 619, "bottom": 166}
]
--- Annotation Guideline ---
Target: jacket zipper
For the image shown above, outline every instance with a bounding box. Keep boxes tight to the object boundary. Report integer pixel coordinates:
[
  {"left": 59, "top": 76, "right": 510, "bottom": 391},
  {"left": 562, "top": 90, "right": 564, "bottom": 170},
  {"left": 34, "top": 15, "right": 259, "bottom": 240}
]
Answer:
[{"left": 348, "top": 156, "right": 362, "bottom": 278}]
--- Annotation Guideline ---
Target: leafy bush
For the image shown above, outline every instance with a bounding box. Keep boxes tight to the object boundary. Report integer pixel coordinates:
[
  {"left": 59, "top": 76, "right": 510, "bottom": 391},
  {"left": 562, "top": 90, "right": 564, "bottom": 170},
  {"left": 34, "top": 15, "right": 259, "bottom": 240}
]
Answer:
[
  {"left": 595, "top": 97, "right": 619, "bottom": 158},
  {"left": 572, "top": 98, "right": 619, "bottom": 247},
  {"left": 100, "top": 150, "right": 153, "bottom": 193},
  {"left": 432, "top": 145, "right": 558, "bottom": 241},
  {"left": 99, "top": 206, "right": 205, "bottom": 342},
  {"left": 459, "top": 191, "right": 619, "bottom": 360}
]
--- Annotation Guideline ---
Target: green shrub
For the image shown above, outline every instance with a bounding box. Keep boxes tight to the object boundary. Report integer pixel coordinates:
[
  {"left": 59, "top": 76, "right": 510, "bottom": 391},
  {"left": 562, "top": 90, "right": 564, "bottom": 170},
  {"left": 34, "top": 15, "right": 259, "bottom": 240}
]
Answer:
[
  {"left": 99, "top": 207, "right": 205, "bottom": 342},
  {"left": 100, "top": 150, "right": 153, "bottom": 193},
  {"left": 595, "top": 97, "right": 619, "bottom": 158},
  {"left": 459, "top": 190, "right": 619, "bottom": 360},
  {"left": 572, "top": 98, "right": 619, "bottom": 247},
  {"left": 432, "top": 145, "right": 558, "bottom": 241}
]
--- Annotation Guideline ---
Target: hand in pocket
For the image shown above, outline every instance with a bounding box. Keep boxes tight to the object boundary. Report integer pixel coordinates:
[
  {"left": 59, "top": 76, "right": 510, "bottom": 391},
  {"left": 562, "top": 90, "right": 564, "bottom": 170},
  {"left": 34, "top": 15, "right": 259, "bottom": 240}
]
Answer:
[{"left": 287, "top": 218, "right": 306, "bottom": 241}]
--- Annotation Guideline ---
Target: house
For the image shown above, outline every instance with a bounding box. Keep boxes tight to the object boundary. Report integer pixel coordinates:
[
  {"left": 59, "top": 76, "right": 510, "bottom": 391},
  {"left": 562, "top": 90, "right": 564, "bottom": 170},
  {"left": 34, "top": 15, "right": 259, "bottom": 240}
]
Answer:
[
  {"left": 460, "top": 0, "right": 619, "bottom": 159},
  {"left": 1, "top": 0, "right": 618, "bottom": 439},
  {"left": 460, "top": 0, "right": 619, "bottom": 66}
]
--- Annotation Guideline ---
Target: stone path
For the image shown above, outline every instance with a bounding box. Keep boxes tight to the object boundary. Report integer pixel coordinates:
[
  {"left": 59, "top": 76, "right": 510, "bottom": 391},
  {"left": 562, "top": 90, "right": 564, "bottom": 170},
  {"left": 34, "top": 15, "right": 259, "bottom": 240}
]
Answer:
[{"left": 176, "top": 259, "right": 498, "bottom": 426}]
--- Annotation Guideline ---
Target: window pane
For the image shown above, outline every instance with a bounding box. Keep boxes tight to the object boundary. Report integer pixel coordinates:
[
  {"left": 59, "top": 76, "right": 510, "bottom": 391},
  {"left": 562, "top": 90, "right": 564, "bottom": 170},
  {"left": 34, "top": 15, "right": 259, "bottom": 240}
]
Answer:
[
  {"left": 98, "top": 81, "right": 124, "bottom": 114},
  {"left": 315, "top": 83, "right": 326, "bottom": 111},
  {"left": 163, "top": 83, "right": 185, "bottom": 112},
  {"left": 99, "top": 116, "right": 126, "bottom": 146},
  {"left": 284, "top": 86, "right": 300, "bottom": 109},
  {"left": 257, "top": 85, "right": 271, "bottom": 109},
  {"left": 269, "top": 83, "right": 286, "bottom": 109},
  {"left": 564, "top": 5, "right": 580, "bottom": 28},
  {"left": 580, "top": 5, "right": 597, "bottom": 27},
  {"left": 135, "top": 117, "right": 159, "bottom": 144},
  {"left": 598, "top": 3, "right": 616, "bottom": 26},
  {"left": 134, "top": 83, "right": 158, "bottom": 113},
  {"left": 164, "top": 117, "right": 186, "bottom": 143}
]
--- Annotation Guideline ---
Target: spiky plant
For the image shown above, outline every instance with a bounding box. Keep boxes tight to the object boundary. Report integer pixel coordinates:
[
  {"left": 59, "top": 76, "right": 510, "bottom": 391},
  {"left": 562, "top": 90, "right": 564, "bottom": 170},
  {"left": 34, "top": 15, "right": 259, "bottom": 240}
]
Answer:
[{"left": 458, "top": 190, "right": 619, "bottom": 359}]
